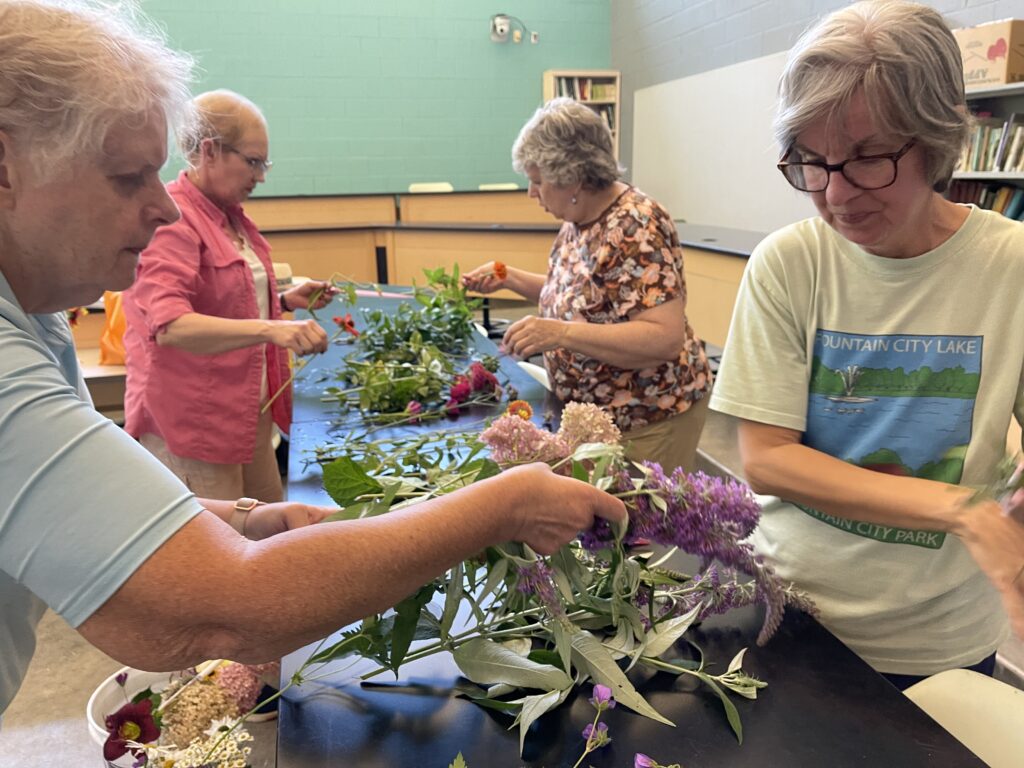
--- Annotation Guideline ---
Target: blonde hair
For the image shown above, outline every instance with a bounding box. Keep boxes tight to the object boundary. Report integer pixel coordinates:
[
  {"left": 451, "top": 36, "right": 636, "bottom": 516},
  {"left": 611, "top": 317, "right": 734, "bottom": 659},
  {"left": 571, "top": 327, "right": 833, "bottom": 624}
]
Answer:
[
  {"left": 775, "top": 0, "right": 969, "bottom": 192},
  {"left": 0, "top": 0, "right": 195, "bottom": 180},
  {"left": 180, "top": 89, "right": 267, "bottom": 160},
  {"left": 512, "top": 97, "right": 622, "bottom": 189}
]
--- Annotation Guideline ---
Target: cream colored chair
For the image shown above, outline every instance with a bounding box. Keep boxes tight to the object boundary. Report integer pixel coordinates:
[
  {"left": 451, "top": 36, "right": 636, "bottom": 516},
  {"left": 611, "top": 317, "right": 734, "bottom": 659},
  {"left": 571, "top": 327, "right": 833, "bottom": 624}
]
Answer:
[
  {"left": 408, "top": 181, "right": 453, "bottom": 193},
  {"left": 517, "top": 360, "right": 550, "bottom": 390},
  {"left": 904, "top": 669, "right": 1024, "bottom": 768},
  {"left": 478, "top": 182, "right": 519, "bottom": 191}
]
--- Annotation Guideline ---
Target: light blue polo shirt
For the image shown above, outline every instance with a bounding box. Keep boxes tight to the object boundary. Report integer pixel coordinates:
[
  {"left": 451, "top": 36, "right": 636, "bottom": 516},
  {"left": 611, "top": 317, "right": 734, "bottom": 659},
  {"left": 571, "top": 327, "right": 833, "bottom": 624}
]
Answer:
[{"left": 0, "top": 270, "right": 202, "bottom": 713}]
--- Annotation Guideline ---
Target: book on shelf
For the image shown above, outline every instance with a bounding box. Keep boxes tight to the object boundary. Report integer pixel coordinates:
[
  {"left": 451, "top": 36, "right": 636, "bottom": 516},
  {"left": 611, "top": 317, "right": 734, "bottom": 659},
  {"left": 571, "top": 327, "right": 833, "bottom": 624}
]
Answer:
[
  {"left": 994, "top": 113, "right": 1024, "bottom": 171},
  {"left": 959, "top": 115, "right": 1007, "bottom": 172},
  {"left": 948, "top": 180, "right": 1024, "bottom": 219},
  {"left": 1004, "top": 187, "right": 1024, "bottom": 220}
]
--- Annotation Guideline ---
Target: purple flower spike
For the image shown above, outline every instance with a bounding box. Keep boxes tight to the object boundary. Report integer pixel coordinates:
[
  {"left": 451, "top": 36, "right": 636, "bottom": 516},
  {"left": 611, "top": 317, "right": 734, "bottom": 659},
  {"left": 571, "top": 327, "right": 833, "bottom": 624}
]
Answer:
[
  {"left": 582, "top": 721, "right": 610, "bottom": 747},
  {"left": 634, "top": 755, "right": 658, "bottom": 768},
  {"left": 115, "top": 671, "right": 129, "bottom": 687},
  {"left": 588, "top": 683, "right": 615, "bottom": 712}
]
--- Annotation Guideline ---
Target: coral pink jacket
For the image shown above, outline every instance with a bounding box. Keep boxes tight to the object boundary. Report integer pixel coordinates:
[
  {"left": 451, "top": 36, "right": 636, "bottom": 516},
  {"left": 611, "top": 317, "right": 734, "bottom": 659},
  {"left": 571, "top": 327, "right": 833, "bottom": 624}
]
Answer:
[{"left": 122, "top": 172, "right": 291, "bottom": 464}]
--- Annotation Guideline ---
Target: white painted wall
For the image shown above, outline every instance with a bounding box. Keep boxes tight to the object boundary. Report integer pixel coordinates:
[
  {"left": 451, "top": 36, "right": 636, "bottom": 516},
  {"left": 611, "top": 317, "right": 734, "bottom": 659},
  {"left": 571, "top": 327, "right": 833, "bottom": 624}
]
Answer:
[{"left": 632, "top": 51, "right": 815, "bottom": 234}]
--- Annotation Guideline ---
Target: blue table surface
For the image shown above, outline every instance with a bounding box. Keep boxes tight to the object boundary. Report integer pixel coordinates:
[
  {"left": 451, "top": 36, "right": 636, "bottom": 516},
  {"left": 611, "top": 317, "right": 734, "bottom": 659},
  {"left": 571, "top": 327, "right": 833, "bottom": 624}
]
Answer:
[{"left": 277, "top": 294, "right": 982, "bottom": 768}]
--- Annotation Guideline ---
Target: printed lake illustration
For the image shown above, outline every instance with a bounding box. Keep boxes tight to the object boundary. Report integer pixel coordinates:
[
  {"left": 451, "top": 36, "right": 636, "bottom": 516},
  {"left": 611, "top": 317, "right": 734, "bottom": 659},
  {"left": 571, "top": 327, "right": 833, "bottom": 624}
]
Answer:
[{"left": 806, "top": 330, "right": 981, "bottom": 484}]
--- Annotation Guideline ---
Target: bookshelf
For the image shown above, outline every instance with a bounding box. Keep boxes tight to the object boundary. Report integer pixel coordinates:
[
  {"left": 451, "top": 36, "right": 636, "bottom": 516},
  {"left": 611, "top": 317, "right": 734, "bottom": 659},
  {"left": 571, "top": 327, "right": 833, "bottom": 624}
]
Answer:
[
  {"left": 542, "top": 69, "right": 620, "bottom": 159},
  {"left": 951, "top": 82, "right": 1024, "bottom": 219}
]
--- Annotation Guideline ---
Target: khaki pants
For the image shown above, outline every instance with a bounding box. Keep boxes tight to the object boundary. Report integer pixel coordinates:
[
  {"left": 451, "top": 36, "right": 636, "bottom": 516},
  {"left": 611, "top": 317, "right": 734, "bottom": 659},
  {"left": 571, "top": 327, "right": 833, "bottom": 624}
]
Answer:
[
  {"left": 140, "top": 408, "right": 284, "bottom": 502},
  {"left": 621, "top": 394, "right": 710, "bottom": 474}
]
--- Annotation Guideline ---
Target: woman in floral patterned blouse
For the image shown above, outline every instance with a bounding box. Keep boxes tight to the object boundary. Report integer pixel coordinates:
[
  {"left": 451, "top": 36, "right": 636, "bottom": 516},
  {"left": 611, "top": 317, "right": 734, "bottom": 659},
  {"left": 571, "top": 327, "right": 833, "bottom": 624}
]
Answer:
[{"left": 464, "top": 98, "right": 712, "bottom": 472}]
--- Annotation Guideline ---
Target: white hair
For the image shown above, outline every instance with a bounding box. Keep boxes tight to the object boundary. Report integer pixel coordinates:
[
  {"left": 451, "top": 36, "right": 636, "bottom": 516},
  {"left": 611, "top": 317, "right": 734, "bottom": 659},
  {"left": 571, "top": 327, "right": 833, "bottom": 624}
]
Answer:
[
  {"left": 775, "top": 0, "right": 969, "bottom": 192},
  {"left": 0, "top": 0, "right": 196, "bottom": 179},
  {"left": 512, "top": 97, "right": 623, "bottom": 189}
]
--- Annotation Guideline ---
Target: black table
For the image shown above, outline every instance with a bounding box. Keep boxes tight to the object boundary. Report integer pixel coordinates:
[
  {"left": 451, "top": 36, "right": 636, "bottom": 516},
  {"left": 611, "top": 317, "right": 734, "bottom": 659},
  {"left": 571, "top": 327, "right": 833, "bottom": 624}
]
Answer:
[{"left": 278, "top": 296, "right": 982, "bottom": 767}]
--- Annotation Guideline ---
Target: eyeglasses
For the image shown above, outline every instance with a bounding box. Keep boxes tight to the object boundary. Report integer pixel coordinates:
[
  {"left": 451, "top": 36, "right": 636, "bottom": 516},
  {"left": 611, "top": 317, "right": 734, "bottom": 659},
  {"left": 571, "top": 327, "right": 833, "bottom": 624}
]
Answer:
[
  {"left": 221, "top": 143, "right": 273, "bottom": 175},
  {"left": 777, "top": 140, "right": 915, "bottom": 192}
]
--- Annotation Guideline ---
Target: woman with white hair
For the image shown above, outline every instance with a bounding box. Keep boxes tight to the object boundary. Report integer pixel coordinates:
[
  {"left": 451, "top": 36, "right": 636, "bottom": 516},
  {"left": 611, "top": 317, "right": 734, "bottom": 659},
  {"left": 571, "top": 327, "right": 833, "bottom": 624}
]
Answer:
[
  {"left": 710, "top": 0, "right": 1024, "bottom": 688},
  {"left": 122, "top": 89, "right": 334, "bottom": 503},
  {"left": 0, "top": 0, "right": 625, "bottom": 728},
  {"left": 464, "top": 97, "right": 712, "bottom": 473}
]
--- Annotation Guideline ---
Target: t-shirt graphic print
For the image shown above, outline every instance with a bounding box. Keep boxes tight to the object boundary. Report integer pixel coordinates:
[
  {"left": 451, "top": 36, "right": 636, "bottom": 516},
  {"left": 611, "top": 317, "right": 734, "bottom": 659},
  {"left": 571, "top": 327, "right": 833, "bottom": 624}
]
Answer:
[{"left": 798, "top": 329, "right": 982, "bottom": 549}]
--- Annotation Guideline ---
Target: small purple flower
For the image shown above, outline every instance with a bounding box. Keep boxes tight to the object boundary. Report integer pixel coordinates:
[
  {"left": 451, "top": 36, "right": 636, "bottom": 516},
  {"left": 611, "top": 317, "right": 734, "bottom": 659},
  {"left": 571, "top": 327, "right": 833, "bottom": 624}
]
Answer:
[
  {"left": 515, "top": 560, "right": 565, "bottom": 618},
  {"left": 588, "top": 684, "right": 615, "bottom": 712},
  {"left": 634, "top": 754, "right": 657, "bottom": 768},
  {"left": 582, "top": 721, "right": 610, "bottom": 748},
  {"left": 115, "top": 671, "right": 129, "bottom": 687}
]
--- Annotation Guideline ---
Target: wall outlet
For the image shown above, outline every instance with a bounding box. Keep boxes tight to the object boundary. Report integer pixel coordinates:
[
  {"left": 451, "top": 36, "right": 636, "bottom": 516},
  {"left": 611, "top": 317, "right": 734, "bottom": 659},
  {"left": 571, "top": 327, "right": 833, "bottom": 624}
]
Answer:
[{"left": 531, "top": 31, "right": 539, "bottom": 44}]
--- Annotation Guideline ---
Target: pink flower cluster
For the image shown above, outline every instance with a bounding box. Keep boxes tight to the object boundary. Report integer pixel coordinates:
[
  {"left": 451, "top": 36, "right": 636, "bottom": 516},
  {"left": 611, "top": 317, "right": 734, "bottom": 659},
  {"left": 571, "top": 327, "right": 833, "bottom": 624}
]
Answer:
[
  {"left": 557, "top": 401, "right": 621, "bottom": 451},
  {"left": 481, "top": 402, "right": 621, "bottom": 467},
  {"left": 480, "top": 414, "right": 569, "bottom": 465}
]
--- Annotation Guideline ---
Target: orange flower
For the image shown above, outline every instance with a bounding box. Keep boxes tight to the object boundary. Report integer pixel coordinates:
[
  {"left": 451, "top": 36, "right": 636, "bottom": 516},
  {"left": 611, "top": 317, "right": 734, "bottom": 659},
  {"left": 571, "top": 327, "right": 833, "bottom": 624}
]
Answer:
[
  {"left": 492, "top": 261, "right": 508, "bottom": 280},
  {"left": 505, "top": 399, "right": 533, "bottom": 420},
  {"left": 66, "top": 306, "right": 89, "bottom": 327}
]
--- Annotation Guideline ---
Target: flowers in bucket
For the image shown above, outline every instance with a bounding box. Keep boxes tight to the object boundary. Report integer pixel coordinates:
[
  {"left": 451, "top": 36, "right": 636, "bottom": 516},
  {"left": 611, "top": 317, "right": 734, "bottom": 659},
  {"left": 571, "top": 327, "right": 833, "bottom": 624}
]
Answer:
[
  {"left": 102, "top": 661, "right": 277, "bottom": 767},
  {"left": 300, "top": 402, "right": 815, "bottom": 756}
]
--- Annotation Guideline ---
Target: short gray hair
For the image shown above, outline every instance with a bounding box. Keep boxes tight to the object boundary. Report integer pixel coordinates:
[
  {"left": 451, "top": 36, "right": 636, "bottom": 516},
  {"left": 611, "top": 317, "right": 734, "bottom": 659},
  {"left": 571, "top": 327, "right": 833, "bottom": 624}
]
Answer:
[
  {"left": 512, "top": 97, "right": 622, "bottom": 189},
  {"left": 180, "top": 89, "right": 267, "bottom": 161},
  {"left": 774, "top": 0, "right": 968, "bottom": 192},
  {"left": 0, "top": 0, "right": 195, "bottom": 179}
]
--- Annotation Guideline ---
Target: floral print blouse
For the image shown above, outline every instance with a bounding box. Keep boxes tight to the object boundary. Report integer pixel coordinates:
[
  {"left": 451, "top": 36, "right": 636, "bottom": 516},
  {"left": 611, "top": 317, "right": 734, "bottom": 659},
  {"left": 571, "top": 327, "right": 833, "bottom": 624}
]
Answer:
[{"left": 539, "top": 187, "right": 711, "bottom": 433}]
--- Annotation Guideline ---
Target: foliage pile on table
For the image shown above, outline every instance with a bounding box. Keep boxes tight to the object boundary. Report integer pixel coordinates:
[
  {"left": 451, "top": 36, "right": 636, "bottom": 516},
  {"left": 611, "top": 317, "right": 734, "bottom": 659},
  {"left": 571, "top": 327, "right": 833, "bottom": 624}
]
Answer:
[
  {"left": 318, "top": 267, "right": 511, "bottom": 426},
  {"left": 301, "top": 402, "right": 815, "bottom": 754}
]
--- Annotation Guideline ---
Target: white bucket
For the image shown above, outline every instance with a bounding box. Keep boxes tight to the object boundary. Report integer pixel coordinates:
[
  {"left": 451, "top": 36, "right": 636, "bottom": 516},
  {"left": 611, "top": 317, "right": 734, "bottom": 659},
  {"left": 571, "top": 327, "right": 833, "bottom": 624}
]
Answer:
[{"left": 85, "top": 666, "right": 184, "bottom": 767}]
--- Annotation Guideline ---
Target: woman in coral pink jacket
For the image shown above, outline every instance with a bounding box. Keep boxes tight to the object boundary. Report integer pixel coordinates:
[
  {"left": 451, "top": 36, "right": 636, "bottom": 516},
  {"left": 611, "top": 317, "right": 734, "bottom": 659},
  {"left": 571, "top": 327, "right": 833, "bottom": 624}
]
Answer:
[{"left": 123, "top": 90, "right": 333, "bottom": 502}]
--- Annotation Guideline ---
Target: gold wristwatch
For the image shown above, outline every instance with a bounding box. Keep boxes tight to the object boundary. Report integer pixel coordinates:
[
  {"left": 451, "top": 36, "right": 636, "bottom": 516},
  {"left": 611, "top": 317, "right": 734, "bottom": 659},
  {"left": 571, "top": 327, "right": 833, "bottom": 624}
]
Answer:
[{"left": 231, "top": 497, "right": 264, "bottom": 536}]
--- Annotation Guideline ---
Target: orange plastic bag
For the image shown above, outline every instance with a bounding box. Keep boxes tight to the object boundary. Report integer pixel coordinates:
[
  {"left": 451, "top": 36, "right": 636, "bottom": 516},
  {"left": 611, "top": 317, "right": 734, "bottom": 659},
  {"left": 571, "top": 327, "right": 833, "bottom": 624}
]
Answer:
[{"left": 98, "top": 290, "right": 126, "bottom": 366}]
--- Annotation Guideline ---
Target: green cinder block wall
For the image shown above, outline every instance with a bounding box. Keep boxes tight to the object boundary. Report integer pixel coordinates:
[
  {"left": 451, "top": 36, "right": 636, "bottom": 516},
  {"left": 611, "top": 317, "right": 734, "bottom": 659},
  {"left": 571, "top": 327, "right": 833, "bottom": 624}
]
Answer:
[{"left": 143, "top": 0, "right": 611, "bottom": 196}]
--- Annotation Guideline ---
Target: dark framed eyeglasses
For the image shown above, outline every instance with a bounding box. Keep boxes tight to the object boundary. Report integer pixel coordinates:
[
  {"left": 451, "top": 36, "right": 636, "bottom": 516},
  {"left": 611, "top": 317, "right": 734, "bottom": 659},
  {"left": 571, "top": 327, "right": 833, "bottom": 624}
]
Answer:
[
  {"left": 221, "top": 143, "right": 273, "bottom": 175},
  {"left": 777, "top": 140, "right": 916, "bottom": 192}
]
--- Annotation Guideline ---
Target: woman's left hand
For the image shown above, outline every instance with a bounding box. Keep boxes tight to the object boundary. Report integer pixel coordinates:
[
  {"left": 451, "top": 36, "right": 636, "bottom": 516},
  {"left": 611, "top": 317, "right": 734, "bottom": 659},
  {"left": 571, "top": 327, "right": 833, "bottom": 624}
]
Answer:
[
  {"left": 242, "top": 501, "right": 336, "bottom": 540},
  {"left": 281, "top": 280, "right": 338, "bottom": 312},
  {"left": 502, "top": 315, "right": 568, "bottom": 358}
]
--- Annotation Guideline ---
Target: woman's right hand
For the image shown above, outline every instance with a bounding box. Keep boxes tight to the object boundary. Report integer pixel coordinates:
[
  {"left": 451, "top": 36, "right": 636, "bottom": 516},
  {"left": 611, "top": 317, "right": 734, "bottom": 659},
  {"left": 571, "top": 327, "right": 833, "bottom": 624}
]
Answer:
[
  {"left": 265, "top": 319, "right": 328, "bottom": 355},
  {"left": 462, "top": 261, "right": 507, "bottom": 294}
]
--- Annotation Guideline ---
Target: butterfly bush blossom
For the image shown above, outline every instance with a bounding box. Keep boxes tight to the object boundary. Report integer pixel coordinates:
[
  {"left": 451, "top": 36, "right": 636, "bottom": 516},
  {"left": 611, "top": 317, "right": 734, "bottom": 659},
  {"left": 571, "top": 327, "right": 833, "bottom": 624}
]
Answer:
[{"left": 481, "top": 403, "right": 814, "bottom": 645}]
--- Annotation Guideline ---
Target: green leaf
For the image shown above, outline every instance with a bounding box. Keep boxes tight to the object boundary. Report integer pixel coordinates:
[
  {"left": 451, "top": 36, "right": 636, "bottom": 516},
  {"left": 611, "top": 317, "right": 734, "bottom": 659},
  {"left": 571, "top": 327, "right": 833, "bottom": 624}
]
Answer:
[
  {"left": 307, "top": 630, "right": 376, "bottom": 665},
  {"left": 513, "top": 688, "right": 569, "bottom": 755},
  {"left": 571, "top": 459, "right": 589, "bottom": 482},
  {"left": 389, "top": 585, "right": 437, "bottom": 673},
  {"left": 448, "top": 752, "right": 468, "bottom": 768},
  {"left": 469, "top": 457, "right": 502, "bottom": 483},
  {"left": 479, "top": 557, "right": 508, "bottom": 601},
  {"left": 322, "top": 457, "right": 384, "bottom": 507},
  {"left": 440, "top": 562, "right": 464, "bottom": 641},
  {"left": 727, "top": 648, "right": 747, "bottom": 674},
  {"left": 642, "top": 604, "right": 702, "bottom": 658},
  {"left": 453, "top": 638, "right": 572, "bottom": 690},
  {"left": 453, "top": 680, "right": 521, "bottom": 713},
  {"left": 569, "top": 630, "right": 673, "bottom": 726},
  {"left": 700, "top": 675, "right": 744, "bottom": 744}
]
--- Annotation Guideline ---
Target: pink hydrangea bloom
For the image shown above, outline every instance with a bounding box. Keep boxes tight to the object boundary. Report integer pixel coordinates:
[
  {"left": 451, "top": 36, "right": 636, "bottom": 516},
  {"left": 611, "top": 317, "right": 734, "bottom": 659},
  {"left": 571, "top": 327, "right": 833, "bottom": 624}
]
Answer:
[
  {"left": 214, "top": 662, "right": 264, "bottom": 712},
  {"left": 480, "top": 415, "right": 570, "bottom": 466},
  {"left": 557, "top": 402, "right": 621, "bottom": 451}
]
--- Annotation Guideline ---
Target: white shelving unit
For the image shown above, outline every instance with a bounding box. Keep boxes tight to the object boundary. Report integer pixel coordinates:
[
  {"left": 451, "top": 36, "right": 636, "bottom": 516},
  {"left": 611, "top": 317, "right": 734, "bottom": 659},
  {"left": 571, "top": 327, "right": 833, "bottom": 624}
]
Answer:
[{"left": 542, "top": 69, "right": 620, "bottom": 159}]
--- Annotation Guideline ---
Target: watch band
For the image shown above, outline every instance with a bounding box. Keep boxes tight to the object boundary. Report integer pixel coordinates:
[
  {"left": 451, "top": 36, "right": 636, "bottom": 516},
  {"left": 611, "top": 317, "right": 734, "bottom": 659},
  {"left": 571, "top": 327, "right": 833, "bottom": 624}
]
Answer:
[
  {"left": 230, "top": 496, "right": 264, "bottom": 536},
  {"left": 279, "top": 292, "right": 290, "bottom": 313}
]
